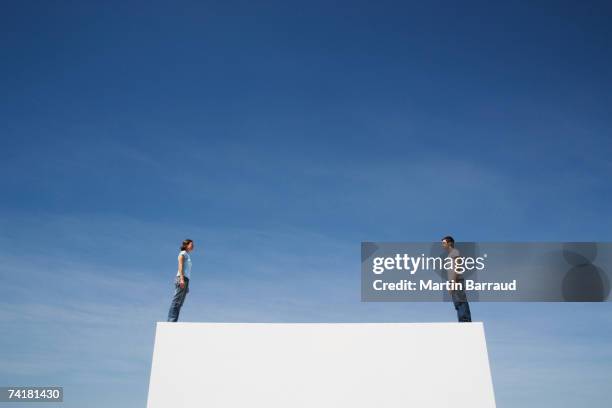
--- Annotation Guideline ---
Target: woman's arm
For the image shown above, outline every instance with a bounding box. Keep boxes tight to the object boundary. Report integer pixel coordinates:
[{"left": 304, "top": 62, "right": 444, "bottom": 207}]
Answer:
[{"left": 177, "top": 254, "right": 185, "bottom": 288}]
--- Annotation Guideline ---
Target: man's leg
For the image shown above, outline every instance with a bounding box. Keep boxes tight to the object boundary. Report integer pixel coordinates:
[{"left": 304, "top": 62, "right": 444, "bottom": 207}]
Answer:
[
  {"left": 454, "top": 300, "right": 472, "bottom": 322},
  {"left": 451, "top": 285, "right": 472, "bottom": 323}
]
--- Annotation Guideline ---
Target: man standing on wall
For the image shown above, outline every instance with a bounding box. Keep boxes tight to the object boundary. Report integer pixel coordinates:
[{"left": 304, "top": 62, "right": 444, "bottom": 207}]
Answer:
[{"left": 442, "top": 236, "right": 472, "bottom": 322}]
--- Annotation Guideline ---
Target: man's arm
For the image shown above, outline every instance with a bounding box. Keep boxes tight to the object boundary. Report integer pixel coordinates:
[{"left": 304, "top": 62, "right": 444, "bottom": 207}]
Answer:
[
  {"left": 447, "top": 252, "right": 459, "bottom": 291},
  {"left": 447, "top": 266, "right": 457, "bottom": 292},
  {"left": 447, "top": 266, "right": 457, "bottom": 284}
]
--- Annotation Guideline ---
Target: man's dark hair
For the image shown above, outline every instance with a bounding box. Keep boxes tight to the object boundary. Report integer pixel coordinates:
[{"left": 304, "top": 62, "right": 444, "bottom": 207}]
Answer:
[{"left": 442, "top": 236, "right": 455, "bottom": 246}]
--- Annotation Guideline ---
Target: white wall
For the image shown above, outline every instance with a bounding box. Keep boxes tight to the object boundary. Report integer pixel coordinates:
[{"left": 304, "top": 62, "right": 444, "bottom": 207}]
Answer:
[{"left": 147, "top": 322, "right": 496, "bottom": 408}]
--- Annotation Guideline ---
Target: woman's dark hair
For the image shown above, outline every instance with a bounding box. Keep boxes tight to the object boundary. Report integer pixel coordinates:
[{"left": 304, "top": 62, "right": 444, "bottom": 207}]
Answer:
[{"left": 180, "top": 239, "right": 193, "bottom": 251}]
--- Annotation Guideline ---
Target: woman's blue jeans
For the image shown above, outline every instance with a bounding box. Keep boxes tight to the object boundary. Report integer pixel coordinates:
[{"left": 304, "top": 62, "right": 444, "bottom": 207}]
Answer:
[{"left": 167, "top": 276, "right": 189, "bottom": 322}]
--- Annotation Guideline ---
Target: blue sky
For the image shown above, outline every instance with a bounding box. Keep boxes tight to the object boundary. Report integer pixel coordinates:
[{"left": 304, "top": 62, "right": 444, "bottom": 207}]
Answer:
[{"left": 1, "top": 1, "right": 612, "bottom": 407}]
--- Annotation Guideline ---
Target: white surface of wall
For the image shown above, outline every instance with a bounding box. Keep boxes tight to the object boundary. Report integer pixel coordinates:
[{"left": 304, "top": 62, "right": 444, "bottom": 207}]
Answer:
[{"left": 147, "top": 322, "right": 496, "bottom": 408}]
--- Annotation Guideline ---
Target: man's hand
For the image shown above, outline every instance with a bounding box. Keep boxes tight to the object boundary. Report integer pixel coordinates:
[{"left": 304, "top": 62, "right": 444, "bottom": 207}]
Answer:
[{"left": 179, "top": 277, "right": 186, "bottom": 289}]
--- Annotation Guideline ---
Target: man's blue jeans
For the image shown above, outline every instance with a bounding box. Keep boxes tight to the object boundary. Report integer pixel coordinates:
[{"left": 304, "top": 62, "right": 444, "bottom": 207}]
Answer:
[
  {"left": 451, "top": 279, "right": 472, "bottom": 322},
  {"left": 167, "top": 276, "right": 189, "bottom": 322}
]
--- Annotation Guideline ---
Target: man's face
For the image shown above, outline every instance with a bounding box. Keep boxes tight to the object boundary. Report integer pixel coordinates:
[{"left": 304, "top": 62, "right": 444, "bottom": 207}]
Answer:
[{"left": 441, "top": 240, "right": 450, "bottom": 250}]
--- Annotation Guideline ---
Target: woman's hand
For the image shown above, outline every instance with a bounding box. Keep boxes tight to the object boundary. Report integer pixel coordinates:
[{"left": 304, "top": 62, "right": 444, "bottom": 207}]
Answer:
[{"left": 179, "top": 277, "right": 186, "bottom": 289}]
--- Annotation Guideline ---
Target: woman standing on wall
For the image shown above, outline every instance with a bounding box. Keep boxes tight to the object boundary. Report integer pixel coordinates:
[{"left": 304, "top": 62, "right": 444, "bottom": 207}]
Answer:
[{"left": 167, "top": 239, "right": 194, "bottom": 322}]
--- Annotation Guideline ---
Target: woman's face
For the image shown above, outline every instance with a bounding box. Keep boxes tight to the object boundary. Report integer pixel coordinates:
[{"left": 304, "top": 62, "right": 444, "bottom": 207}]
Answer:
[{"left": 187, "top": 241, "right": 194, "bottom": 252}]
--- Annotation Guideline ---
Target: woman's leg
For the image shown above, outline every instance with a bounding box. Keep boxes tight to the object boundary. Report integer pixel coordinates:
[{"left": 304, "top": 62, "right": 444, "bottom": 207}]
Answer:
[
  {"left": 177, "top": 278, "right": 189, "bottom": 310},
  {"left": 167, "top": 278, "right": 187, "bottom": 322}
]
